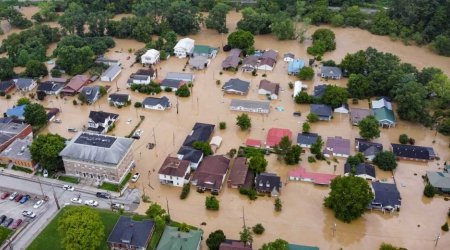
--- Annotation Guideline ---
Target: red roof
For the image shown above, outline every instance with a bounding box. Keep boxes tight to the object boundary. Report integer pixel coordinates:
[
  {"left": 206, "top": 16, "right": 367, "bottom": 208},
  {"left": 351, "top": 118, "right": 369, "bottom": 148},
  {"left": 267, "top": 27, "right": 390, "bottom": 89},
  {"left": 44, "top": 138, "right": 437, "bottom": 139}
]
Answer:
[
  {"left": 289, "top": 167, "right": 338, "bottom": 185},
  {"left": 63, "top": 75, "right": 89, "bottom": 93},
  {"left": 266, "top": 128, "right": 292, "bottom": 147},
  {"left": 245, "top": 139, "right": 261, "bottom": 148}
]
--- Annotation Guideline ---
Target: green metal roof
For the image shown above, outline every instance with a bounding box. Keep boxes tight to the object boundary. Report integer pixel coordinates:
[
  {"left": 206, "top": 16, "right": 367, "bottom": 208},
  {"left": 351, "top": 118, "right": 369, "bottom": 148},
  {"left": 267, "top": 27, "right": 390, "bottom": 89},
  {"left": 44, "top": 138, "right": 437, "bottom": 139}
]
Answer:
[
  {"left": 193, "top": 45, "right": 217, "bottom": 55},
  {"left": 373, "top": 107, "right": 396, "bottom": 123},
  {"left": 427, "top": 171, "right": 450, "bottom": 189},
  {"left": 288, "top": 244, "right": 320, "bottom": 250},
  {"left": 156, "top": 226, "right": 203, "bottom": 250}
]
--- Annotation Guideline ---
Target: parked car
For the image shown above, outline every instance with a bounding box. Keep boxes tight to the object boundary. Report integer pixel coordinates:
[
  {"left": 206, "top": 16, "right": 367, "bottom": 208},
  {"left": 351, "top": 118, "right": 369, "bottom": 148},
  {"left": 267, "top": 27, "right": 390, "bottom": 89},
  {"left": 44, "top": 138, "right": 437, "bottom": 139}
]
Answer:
[
  {"left": 111, "top": 203, "right": 124, "bottom": 210},
  {"left": 0, "top": 215, "right": 6, "bottom": 224},
  {"left": 1, "top": 192, "right": 10, "bottom": 199},
  {"left": 10, "top": 219, "right": 22, "bottom": 229},
  {"left": 33, "top": 200, "right": 44, "bottom": 209},
  {"left": 22, "top": 211, "right": 36, "bottom": 219},
  {"left": 2, "top": 218, "right": 13, "bottom": 227},
  {"left": 131, "top": 173, "right": 140, "bottom": 183},
  {"left": 70, "top": 197, "right": 82, "bottom": 204},
  {"left": 293, "top": 112, "right": 301, "bottom": 117},
  {"left": 63, "top": 185, "right": 74, "bottom": 191},
  {"left": 96, "top": 192, "right": 110, "bottom": 199},
  {"left": 19, "top": 195, "right": 30, "bottom": 204},
  {"left": 14, "top": 194, "right": 23, "bottom": 202},
  {"left": 9, "top": 192, "right": 18, "bottom": 201},
  {"left": 84, "top": 200, "right": 99, "bottom": 207},
  {"left": 68, "top": 128, "right": 78, "bottom": 132}
]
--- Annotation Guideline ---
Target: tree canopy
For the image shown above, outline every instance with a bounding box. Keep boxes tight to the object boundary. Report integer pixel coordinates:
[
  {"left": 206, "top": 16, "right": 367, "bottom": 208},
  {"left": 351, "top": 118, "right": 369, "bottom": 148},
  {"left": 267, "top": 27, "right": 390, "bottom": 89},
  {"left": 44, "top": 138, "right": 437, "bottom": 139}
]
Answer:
[
  {"left": 261, "top": 238, "right": 289, "bottom": 250},
  {"left": 236, "top": 114, "right": 252, "bottom": 130},
  {"left": 249, "top": 155, "right": 268, "bottom": 174},
  {"left": 58, "top": 206, "right": 104, "bottom": 250},
  {"left": 205, "top": 3, "right": 231, "bottom": 33},
  {"left": 30, "top": 133, "right": 66, "bottom": 172},
  {"left": 373, "top": 151, "right": 398, "bottom": 171},
  {"left": 24, "top": 103, "right": 48, "bottom": 129},
  {"left": 24, "top": 60, "right": 48, "bottom": 78},
  {"left": 324, "top": 176, "right": 374, "bottom": 223},
  {"left": 166, "top": 1, "right": 200, "bottom": 36},
  {"left": 308, "top": 28, "right": 336, "bottom": 56},
  {"left": 206, "top": 230, "right": 226, "bottom": 250},
  {"left": 358, "top": 116, "right": 380, "bottom": 140},
  {"left": 0, "top": 58, "right": 14, "bottom": 80},
  {"left": 320, "top": 85, "right": 348, "bottom": 109},
  {"left": 227, "top": 30, "right": 255, "bottom": 53}
]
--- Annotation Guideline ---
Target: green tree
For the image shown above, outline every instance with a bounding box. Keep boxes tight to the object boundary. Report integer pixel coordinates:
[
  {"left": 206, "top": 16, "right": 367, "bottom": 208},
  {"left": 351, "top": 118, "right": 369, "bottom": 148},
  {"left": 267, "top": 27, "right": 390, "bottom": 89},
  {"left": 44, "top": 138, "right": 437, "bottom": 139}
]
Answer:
[
  {"left": 271, "top": 14, "right": 295, "bottom": 40},
  {"left": 239, "top": 226, "right": 253, "bottom": 247},
  {"left": 341, "top": 6, "right": 364, "bottom": 27},
  {"left": 24, "top": 103, "right": 48, "bottom": 129},
  {"left": 302, "top": 122, "right": 310, "bottom": 133},
  {"left": 416, "top": 67, "right": 443, "bottom": 85},
  {"left": 205, "top": 3, "right": 231, "bottom": 33},
  {"left": 311, "top": 136, "right": 323, "bottom": 156},
  {"left": 252, "top": 223, "right": 265, "bottom": 235},
  {"left": 261, "top": 239, "right": 289, "bottom": 250},
  {"left": 227, "top": 30, "right": 254, "bottom": 52},
  {"left": 205, "top": 196, "right": 220, "bottom": 210},
  {"left": 307, "top": 113, "right": 319, "bottom": 123},
  {"left": 87, "top": 11, "right": 109, "bottom": 37},
  {"left": 166, "top": 1, "right": 200, "bottom": 36},
  {"left": 373, "top": 151, "right": 398, "bottom": 171},
  {"left": 346, "top": 153, "right": 365, "bottom": 169},
  {"left": 379, "top": 243, "right": 401, "bottom": 250},
  {"left": 58, "top": 206, "right": 104, "bottom": 250},
  {"left": 249, "top": 155, "right": 267, "bottom": 174},
  {"left": 145, "top": 202, "right": 166, "bottom": 219},
  {"left": 339, "top": 50, "right": 367, "bottom": 75},
  {"left": 297, "top": 66, "right": 314, "bottom": 80},
  {"left": 236, "top": 114, "right": 251, "bottom": 130},
  {"left": 347, "top": 73, "right": 371, "bottom": 99},
  {"left": 324, "top": 176, "right": 374, "bottom": 223},
  {"left": 0, "top": 58, "right": 14, "bottom": 80},
  {"left": 394, "top": 81, "right": 429, "bottom": 123},
  {"left": 330, "top": 14, "right": 344, "bottom": 27},
  {"left": 24, "top": 60, "right": 48, "bottom": 78},
  {"left": 438, "top": 119, "right": 450, "bottom": 136},
  {"left": 236, "top": 8, "right": 272, "bottom": 35},
  {"left": 192, "top": 141, "right": 213, "bottom": 156},
  {"left": 358, "top": 116, "right": 380, "bottom": 140},
  {"left": 17, "top": 97, "right": 31, "bottom": 106},
  {"left": 321, "top": 85, "right": 348, "bottom": 109},
  {"left": 308, "top": 28, "right": 336, "bottom": 56},
  {"left": 30, "top": 133, "right": 66, "bottom": 172},
  {"left": 399, "top": 134, "right": 409, "bottom": 144},
  {"left": 441, "top": 222, "right": 449, "bottom": 232},
  {"left": 274, "top": 198, "right": 282, "bottom": 212},
  {"left": 294, "top": 92, "right": 313, "bottom": 104},
  {"left": 56, "top": 46, "right": 94, "bottom": 75},
  {"left": 369, "top": 10, "right": 397, "bottom": 36},
  {"left": 206, "top": 230, "right": 226, "bottom": 250},
  {"left": 285, "top": 145, "right": 302, "bottom": 165},
  {"left": 175, "top": 85, "right": 191, "bottom": 97},
  {"left": 423, "top": 183, "right": 436, "bottom": 198},
  {"left": 428, "top": 73, "right": 450, "bottom": 101},
  {"left": 58, "top": 2, "right": 87, "bottom": 36},
  {"left": 432, "top": 35, "right": 450, "bottom": 56},
  {"left": 274, "top": 136, "right": 292, "bottom": 156}
]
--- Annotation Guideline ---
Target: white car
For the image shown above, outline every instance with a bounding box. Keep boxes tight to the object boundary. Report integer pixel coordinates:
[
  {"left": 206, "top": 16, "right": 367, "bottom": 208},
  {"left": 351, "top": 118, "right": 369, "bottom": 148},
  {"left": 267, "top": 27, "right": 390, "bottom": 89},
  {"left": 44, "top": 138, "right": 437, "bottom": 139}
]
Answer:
[
  {"left": 71, "top": 197, "right": 82, "bottom": 204},
  {"left": 22, "top": 211, "right": 36, "bottom": 218},
  {"left": 63, "top": 185, "right": 75, "bottom": 191},
  {"left": 33, "top": 200, "right": 44, "bottom": 209},
  {"left": 131, "top": 173, "right": 140, "bottom": 183},
  {"left": 84, "top": 200, "right": 99, "bottom": 207},
  {"left": 9, "top": 192, "right": 18, "bottom": 201}
]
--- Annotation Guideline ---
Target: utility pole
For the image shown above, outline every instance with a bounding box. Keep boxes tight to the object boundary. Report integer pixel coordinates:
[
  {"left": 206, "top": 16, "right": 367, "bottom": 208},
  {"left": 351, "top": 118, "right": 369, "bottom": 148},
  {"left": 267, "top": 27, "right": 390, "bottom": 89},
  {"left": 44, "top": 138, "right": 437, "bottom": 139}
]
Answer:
[
  {"left": 51, "top": 184, "right": 60, "bottom": 210},
  {"left": 434, "top": 233, "right": 440, "bottom": 247},
  {"left": 176, "top": 95, "right": 179, "bottom": 114},
  {"left": 332, "top": 223, "right": 336, "bottom": 237},
  {"left": 172, "top": 132, "right": 175, "bottom": 146},
  {"left": 242, "top": 206, "right": 246, "bottom": 228},
  {"left": 166, "top": 197, "right": 171, "bottom": 218},
  {"left": 37, "top": 175, "right": 45, "bottom": 198},
  {"left": 152, "top": 127, "right": 156, "bottom": 145}
]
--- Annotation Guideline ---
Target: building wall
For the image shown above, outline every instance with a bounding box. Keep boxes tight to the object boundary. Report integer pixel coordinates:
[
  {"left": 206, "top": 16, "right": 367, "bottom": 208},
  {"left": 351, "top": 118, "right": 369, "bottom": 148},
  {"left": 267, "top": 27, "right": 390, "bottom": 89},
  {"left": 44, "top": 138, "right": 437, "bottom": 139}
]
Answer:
[
  {"left": 0, "top": 125, "right": 33, "bottom": 152},
  {"left": 0, "top": 156, "right": 35, "bottom": 169},
  {"left": 159, "top": 171, "right": 189, "bottom": 187},
  {"left": 63, "top": 147, "right": 134, "bottom": 184}
]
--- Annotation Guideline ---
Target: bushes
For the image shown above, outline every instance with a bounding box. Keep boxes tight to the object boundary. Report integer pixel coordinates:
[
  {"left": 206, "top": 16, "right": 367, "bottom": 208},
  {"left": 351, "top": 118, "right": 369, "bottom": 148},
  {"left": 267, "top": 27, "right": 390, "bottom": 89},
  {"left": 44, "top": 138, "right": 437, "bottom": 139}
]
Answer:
[
  {"left": 134, "top": 102, "right": 142, "bottom": 108},
  {"left": 308, "top": 156, "right": 316, "bottom": 163},
  {"left": 180, "top": 183, "right": 190, "bottom": 200},
  {"left": 423, "top": 183, "right": 436, "bottom": 198},
  {"left": 274, "top": 198, "right": 282, "bottom": 212},
  {"left": 131, "top": 83, "right": 162, "bottom": 95},
  {"left": 252, "top": 224, "right": 265, "bottom": 235},
  {"left": 441, "top": 222, "right": 449, "bottom": 232},
  {"left": 175, "top": 85, "right": 191, "bottom": 97},
  {"left": 307, "top": 113, "right": 319, "bottom": 123},
  {"left": 297, "top": 67, "right": 314, "bottom": 80},
  {"left": 239, "top": 188, "right": 257, "bottom": 200},
  {"left": 205, "top": 196, "right": 220, "bottom": 210},
  {"left": 399, "top": 134, "right": 409, "bottom": 144},
  {"left": 219, "top": 122, "right": 226, "bottom": 130}
]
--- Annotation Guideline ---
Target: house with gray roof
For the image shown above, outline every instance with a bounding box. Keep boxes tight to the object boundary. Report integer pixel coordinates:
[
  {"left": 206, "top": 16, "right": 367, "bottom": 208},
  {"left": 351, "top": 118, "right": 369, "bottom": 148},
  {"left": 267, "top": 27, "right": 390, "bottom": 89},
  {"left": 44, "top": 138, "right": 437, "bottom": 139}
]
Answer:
[
  {"left": 95, "top": 56, "right": 120, "bottom": 66},
  {"left": 0, "top": 80, "right": 15, "bottom": 94},
  {"left": 229, "top": 99, "right": 270, "bottom": 114},
  {"left": 344, "top": 162, "right": 376, "bottom": 181},
  {"left": 107, "top": 216, "right": 155, "bottom": 250},
  {"left": 241, "top": 55, "right": 259, "bottom": 72},
  {"left": 355, "top": 138, "right": 383, "bottom": 161},
  {"left": 283, "top": 53, "right": 295, "bottom": 62},
  {"left": 222, "top": 78, "right": 250, "bottom": 95},
  {"left": 426, "top": 171, "right": 450, "bottom": 193},
  {"left": 0, "top": 138, "right": 35, "bottom": 170},
  {"left": 80, "top": 85, "right": 101, "bottom": 104},
  {"left": 324, "top": 136, "right": 350, "bottom": 158},
  {"left": 370, "top": 182, "right": 401, "bottom": 213},
  {"left": 59, "top": 132, "right": 135, "bottom": 185},
  {"left": 310, "top": 104, "right": 332, "bottom": 121},
  {"left": 177, "top": 146, "right": 204, "bottom": 170},
  {"left": 350, "top": 108, "right": 373, "bottom": 125},
  {"left": 166, "top": 72, "right": 195, "bottom": 82},
  {"left": 108, "top": 93, "right": 130, "bottom": 107},
  {"left": 320, "top": 66, "right": 342, "bottom": 80},
  {"left": 189, "top": 56, "right": 209, "bottom": 70},
  {"left": 391, "top": 144, "right": 435, "bottom": 161},
  {"left": 297, "top": 133, "right": 319, "bottom": 149},
  {"left": 313, "top": 84, "right": 328, "bottom": 98},
  {"left": 37, "top": 81, "right": 65, "bottom": 95},
  {"left": 222, "top": 49, "right": 242, "bottom": 70},
  {"left": 160, "top": 79, "right": 186, "bottom": 91},
  {"left": 142, "top": 96, "right": 171, "bottom": 110},
  {"left": 14, "top": 78, "right": 37, "bottom": 92},
  {"left": 101, "top": 64, "right": 122, "bottom": 82},
  {"left": 87, "top": 111, "right": 119, "bottom": 134}
]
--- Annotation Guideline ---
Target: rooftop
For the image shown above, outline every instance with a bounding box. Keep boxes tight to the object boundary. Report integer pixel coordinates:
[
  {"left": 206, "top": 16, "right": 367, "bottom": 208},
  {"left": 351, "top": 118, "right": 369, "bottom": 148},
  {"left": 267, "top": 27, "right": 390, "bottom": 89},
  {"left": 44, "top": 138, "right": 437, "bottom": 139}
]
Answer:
[
  {"left": 266, "top": 128, "right": 292, "bottom": 147},
  {"left": 310, "top": 104, "right": 332, "bottom": 117},
  {"left": 156, "top": 226, "right": 202, "bottom": 250},
  {"left": 297, "top": 132, "right": 319, "bottom": 146},
  {"left": 107, "top": 216, "right": 155, "bottom": 248},
  {"left": 89, "top": 111, "right": 119, "bottom": 124},
  {"left": 289, "top": 166, "right": 338, "bottom": 185},
  {"left": 158, "top": 156, "right": 190, "bottom": 177},
  {"left": 391, "top": 144, "right": 434, "bottom": 160},
  {"left": 222, "top": 78, "right": 250, "bottom": 94},
  {"left": 0, "top": 138, "right": 32, "bottom": 161},
  {"left": 372, "top": 182, "right": 401, "bottom": 207},
  {"left": 344, "top": 162, "right": 376, "bottom": 178},
  {"left": 228, "top": 157, "right": 249, "bottom": 187},
  {"left": 182, "top": 123, "right": 215, "bottom": 147},
  {"left": 426, "top": 171, "right": 450, "bottom": 190}
]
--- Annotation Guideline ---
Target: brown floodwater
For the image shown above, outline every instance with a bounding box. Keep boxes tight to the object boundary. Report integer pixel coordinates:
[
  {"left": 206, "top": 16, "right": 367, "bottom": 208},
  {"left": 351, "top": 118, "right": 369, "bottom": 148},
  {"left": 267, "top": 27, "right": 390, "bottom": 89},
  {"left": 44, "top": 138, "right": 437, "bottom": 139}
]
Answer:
[{"left": 1, "top": 8, "right": 450, "bottom": 250}]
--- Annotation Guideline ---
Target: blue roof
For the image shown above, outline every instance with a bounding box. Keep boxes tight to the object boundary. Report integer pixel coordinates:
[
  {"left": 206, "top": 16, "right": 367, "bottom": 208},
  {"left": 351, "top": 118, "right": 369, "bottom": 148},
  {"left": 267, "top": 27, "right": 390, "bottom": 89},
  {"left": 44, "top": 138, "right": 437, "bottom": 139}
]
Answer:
[
  {"left": 288, "top": 59, "right": 305, "bottom": 74},
  {"left": 372, "top": 182, "right": 401, "bottom": 207},
  {"left": 5, "top": 105, "right": 26, "bottom": 118}
]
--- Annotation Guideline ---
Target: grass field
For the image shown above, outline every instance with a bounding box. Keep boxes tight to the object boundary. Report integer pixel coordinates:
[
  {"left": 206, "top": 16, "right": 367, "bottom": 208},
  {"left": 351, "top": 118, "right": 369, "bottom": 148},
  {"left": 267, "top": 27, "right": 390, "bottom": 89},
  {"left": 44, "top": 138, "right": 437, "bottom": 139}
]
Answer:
[
  {"left": 0, "top": 227, "right": 13, "bottom": 246},
  {"left": 57, "top": 175, "right": 80, "bottom": 184},
  {"left": 99, "top": 172, "right": 132, "bottom": 192}
]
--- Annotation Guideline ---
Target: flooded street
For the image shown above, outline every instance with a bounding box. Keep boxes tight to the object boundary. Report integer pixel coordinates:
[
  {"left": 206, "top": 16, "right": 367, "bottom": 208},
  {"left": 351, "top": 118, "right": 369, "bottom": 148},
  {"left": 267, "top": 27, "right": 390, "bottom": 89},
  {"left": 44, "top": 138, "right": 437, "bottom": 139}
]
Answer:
[{"left": 0, "top": 8, "right": 449, "bottom": 250}]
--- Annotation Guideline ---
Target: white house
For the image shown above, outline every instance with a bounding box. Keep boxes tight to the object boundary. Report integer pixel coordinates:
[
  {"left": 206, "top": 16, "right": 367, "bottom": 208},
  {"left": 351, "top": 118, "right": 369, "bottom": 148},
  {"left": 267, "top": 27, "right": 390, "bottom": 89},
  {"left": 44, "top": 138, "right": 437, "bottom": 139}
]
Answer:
[
  {"left": 209, "top": 136, "right": 222, "bottom": 152},
  {"left": 141, "top": 49, "right": 160, "bottom": 65},
  {"left": 293, "top": 81, "right": 307, "bottom": 98},
  {"left": 142, "top": 96, "right": 171, "bottom": 110},
  {"left": 158, "top": 156, "right": 191, "bottom": 187},
  {"left": 334, "top": 103, "right": 350, "bottom": 114},
  {"left": 87, "top": 111, "right": 119, "bottom": 134},
  {"left": 177, "top": 146, "right": 204, "bottom": 170},
  {"left": 14, "top": 78, "right": 37, "bottom": 92},
  {"left": 256, "top": 58, "right": 276, "bottom": 71},
  {"left": 283, "top": 53, "right": 295, "bottom": 62},
  {"left": 258, "top": 79, "right": 279, "bottom": 100},
  {"left": 100, "top": 65, "right": 121, "bottom": 82},
  {"left": 174, "top": 38, "right": 195, "bottom": 58}
]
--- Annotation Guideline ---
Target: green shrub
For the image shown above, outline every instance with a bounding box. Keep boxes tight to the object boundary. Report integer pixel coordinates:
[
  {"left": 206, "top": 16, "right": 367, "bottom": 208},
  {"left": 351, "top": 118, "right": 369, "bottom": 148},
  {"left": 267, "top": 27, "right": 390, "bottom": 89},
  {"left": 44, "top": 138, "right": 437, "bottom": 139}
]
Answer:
[
  {"left": 252, "top": 223, "right": 265, "bottom": 235},
  {"left": 219, "top": 122, "right": 226, "bottom": 130},
  {"left": 164, "top": 87, "right": 172, "bottom": 92},
  {"left": 441, "top": 222, "right": 449, "bottom": 232},
  {"left": 424, "top": 183, "right": 436, "bottom": 198},
  {"left": 399, "top": 134, "right": 409, "bottom": 144},
  {"left": 180, "top": 183, "right": 191, "bottom": 200},
  {"left": 308, "top": 156, "right": 316, "bottom": 163},
  {"left": 239, "top": 188, "right": 257, "bottom": 200},
  {"left": 134, "top": 102, "right": 142, "bottom": 108},
  {"left": 205, "top": 196, "right": 219, "bottom": 210},
  {"left": 6, "top": 94, "right": 11, "bottom": 99}
]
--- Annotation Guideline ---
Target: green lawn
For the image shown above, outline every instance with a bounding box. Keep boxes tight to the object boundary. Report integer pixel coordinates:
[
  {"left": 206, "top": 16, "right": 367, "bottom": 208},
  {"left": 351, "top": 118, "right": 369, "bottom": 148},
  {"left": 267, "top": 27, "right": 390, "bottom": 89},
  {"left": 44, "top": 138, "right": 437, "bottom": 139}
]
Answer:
[
  {"left": 12, "top": 165, "right": 33, "bottom": 174},
  {"left": 0, "top": 163, "right": 7, "bottom": 168},
  {"left": 28, "top": 207, "right": 121, "bottom": 250},
  {"left": 0, "top": 227, "right": 13, "bottom": 246},
  {"left": 99, "top": 172, "right": 132, "bottom": 192},
  {"left": 58, "top": 175, "right": 80, "bottom": 184}
]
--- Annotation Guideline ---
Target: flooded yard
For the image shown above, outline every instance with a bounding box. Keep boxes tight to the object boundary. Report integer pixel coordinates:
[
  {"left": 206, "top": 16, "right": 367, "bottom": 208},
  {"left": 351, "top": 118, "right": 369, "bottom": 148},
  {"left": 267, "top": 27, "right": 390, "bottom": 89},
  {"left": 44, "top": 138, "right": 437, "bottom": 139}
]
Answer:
[{"left": 0, "top": 8, "right": 449, "bottom": 250}]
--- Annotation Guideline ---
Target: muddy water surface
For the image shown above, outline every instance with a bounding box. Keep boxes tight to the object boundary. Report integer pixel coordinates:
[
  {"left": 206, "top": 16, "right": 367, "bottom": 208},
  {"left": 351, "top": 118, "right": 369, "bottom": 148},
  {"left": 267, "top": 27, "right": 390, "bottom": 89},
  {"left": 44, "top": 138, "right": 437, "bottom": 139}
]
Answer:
[{"left": 1, "top": 8, "right": 450, "bottom": 250}]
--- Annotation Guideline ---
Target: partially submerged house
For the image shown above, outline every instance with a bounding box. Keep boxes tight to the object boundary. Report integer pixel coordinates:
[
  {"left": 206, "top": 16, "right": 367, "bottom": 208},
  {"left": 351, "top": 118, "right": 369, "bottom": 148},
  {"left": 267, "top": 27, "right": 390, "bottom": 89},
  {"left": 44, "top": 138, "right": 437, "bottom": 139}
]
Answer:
[
  {"left": 174, "top": 38, "right": 195, "bottom": 58},
  {"left": 62, "top": 75, "right": 89, "bottom": 95},
  {"left": 344, "top": 162, "right": 376, "bottom": 181},
  {"left": 350, "top": 108, "right": 373, "bottom": 125},
  {"left": 87, "top": 111, "right": 119, "bottom": 134},
  {"left": 177, "top": 146, "right": 204, "bottom": 170},
  {"left": 283, "top": 53, "right": 295, "bottom": 62},
  {"left": 209, "top": 136, "right": 222, "bottom": 152},
  {"left": 14, "top": 78, "right": 37, "bottom": 92},
  {"left": 156, "top": 226, "right": 202, "bottom": 250},
  {"left": 227, "top": 157, "right": 252, "bottom": 189},
  {"left": 0, "top": 122, "right": 32, "bottom": 152},
  {"left": 191, "top": 155, "right": 230, "bottom": 194},
  {"left": 372, "top": 98, "right": 396, "bottom": 127},
  {"left": 108, "top": 93, "right": 130, "bottom": 107},
  {"left": 241, "top": 55, "right": 259, "bottom": 72},
  {"left": 310, "top": 104, "right": 333, "bottom": 121},
  {"left": 370, "top": 182, "right": 401, "bottom": 213},
  {"left": 0, "top": 80, "right": 15, "bottom": 94},
  {"left": 334, "top": 103, "right": 349, "bottom": 114},
  {"left": 95, "top": 57, "right": 120, "bottom": 66},
  {"left": 141, "top": 49, "right": 160, "bottom": 65},
  {"left": 297, "top": 132, "right": 319, "bottom": 149},
  {"left": 320, "top": 66, "right": 342, "bottom": 80},
  {"left": 128, "top": 69, "right": 157, "bottom": 86},
  {"left": 37, "top": 81, "right": 65, "bottom": 95},
  {"left": 80, "top": 85, "right": 101, "bottom": 104},
  {"left": 159, "top": 79, "right": 186, "bottom": 91},
  {"left": 5, "top": 105, "right": 26, "bottom": 121},
  {"left": 100, "top": 64, "right": 121, "bottom": 82},
  {"left": 266, "top": 128, "right": 292, "bottom": 148},
  {"left": 222, "top": 78, "right": 250, "bottom": 95},
  {"left": 158, "top": 156, "right": 191, "bottom": 187},
  {"left": 426, "top": 171, "right": 450, "bottom": 193},
  {"left": 229, "top": 99, "right": 270, "bottom": 114},
  {"left": 189, "top": 56, "right": 209, "bottom": 70},
  {"left": 289, "top": 167, "right": 338, "bottom": 186},
  {"left": 287, "top": 59, "right": 305, "bottom": 75},
  {"left": 182, "top": 123, "right": 215, "bottom": 147},
  {"left": 391, "top": 144, "right": 436, "bottom": 161},
  {"left": 258, "top": 79, "right": 280, "bottom": 100},
  {"left": 257, "top": 57, "right": 276, "bottom": 71},
  {"left": 323, "top": 136, "right": 350, "bottom": 158},
  {"left": 245, "top": 139, "right": 261, "bottom": 148},
  {"left": 255, "top": 172, "right": 281, "bottom": 197},
  {"left": 355, "top": 138, "right": 383, "bottom": 161},
  {"left": 165, "top": 72, "right": 194, "bottom": 83},
  {"left": 193, "top": 45, "right": 218, "bottom": 58},
  {"left": 107, "top": 216, "right": 155, "bottom": 250},
  {"left": 142, "top": 96, "right": 171, "bottom": 110},
  {"left": 293, "top": 81, "right": 307, "bottom": 98},
  {"left": 222, "top": 48, "right": 241, "bottom": 70},
  {"left": 313, "top": 84, "right": 327, "bottom": 98},
  {"left": 220, "top": 240, "right": 252, "bottom": 250}
]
